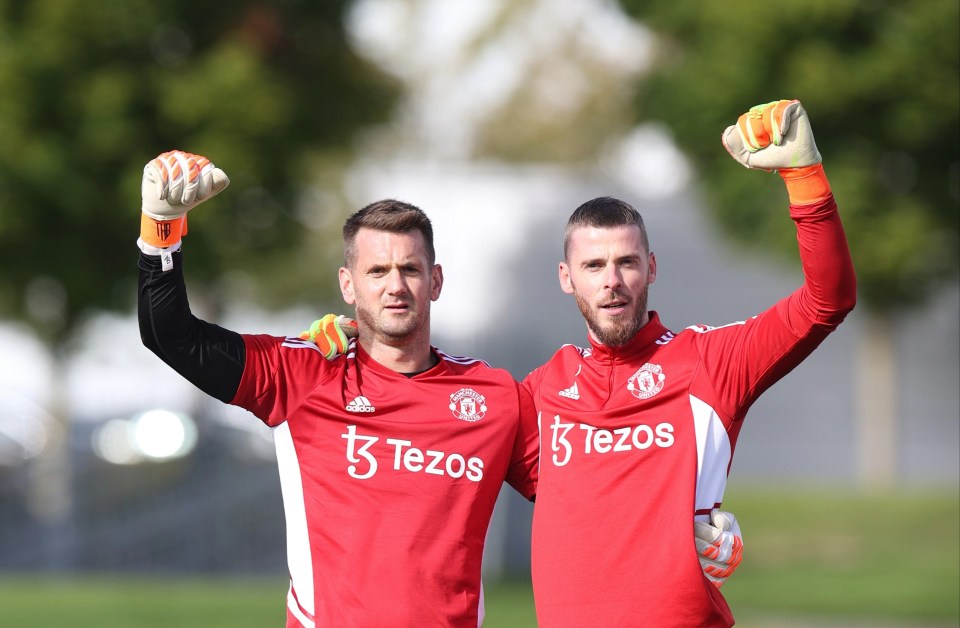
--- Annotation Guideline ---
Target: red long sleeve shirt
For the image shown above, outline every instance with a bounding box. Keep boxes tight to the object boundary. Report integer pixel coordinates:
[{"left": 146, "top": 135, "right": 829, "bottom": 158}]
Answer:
[
  {"left": 523, "top": 195, "right": 855, "bottom": 627},
  {"left": 232, "top": 338, "right": 539, "bottom": 627}
]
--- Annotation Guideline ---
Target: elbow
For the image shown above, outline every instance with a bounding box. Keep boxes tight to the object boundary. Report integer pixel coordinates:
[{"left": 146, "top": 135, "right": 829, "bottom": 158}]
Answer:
[
  {"left": 138, "top": 311, "right": 162, "bottom": 356},
  {"left": 820, "top": 279, "right": 858, "bottom": 329}
]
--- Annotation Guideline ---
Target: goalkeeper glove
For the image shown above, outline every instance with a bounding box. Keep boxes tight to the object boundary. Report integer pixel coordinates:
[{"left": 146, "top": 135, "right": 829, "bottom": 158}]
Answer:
[
  {"left": 722, "top": 99, "right": 831, "bottom": 205},
  {"left": 299, "top": 314, "right": 358, "bottom": 359},
  {"left": 139, "top": 150, "right": 230, "bottom": 250},
  {"left": 694, "top": 509, "right": 744, "bottom": 589}
]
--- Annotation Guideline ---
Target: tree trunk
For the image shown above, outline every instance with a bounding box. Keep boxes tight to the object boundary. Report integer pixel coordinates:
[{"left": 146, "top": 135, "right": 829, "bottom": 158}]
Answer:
[
  {"left": 26, "top": 350, "right": 74, "bottom": 568},
  {"left": 855, "top": 311, "right": 897, "bottom": 490}
]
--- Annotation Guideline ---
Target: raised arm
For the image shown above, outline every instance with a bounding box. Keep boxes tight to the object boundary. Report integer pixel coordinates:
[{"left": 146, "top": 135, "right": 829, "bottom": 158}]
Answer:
[
  {"left": 137, "top": 151, "right": 245, "bottom": 403},
  {"left": 722, "top": 99, "right": 857, "bottom": 332}
]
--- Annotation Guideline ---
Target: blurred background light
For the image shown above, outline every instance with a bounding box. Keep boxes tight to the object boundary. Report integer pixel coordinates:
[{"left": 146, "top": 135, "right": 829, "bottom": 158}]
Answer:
[
  {"left": 0, "top": 389, "right": 53, "bottom": 466},
  {"left": 92, "top": 410, "right": 197, "bottom": 465}
]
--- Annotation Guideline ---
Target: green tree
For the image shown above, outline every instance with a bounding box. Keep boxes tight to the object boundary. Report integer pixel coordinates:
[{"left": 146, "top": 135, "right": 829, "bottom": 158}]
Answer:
[
  {"left": 0, "top": 0, "right": 397, "bottom": 542},
  {"left": 617, "top": 0, "right": 960, "bottom": 487},
  {"left": 0, "top": 0, "right": 398, "bottom": 345}
]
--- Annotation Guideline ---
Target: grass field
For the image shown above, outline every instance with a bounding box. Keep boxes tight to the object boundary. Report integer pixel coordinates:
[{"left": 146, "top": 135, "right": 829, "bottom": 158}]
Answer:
[{"left": 0, "top": 487, "right": 956, "bottom": 627}]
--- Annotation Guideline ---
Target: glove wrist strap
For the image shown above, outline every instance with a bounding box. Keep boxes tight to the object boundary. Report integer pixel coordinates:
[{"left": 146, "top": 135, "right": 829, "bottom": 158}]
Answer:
[
  {"left": 140, "top": 213, "right": 187, "bottom": 248},
  {"left": 778, "top": 164, "right": 831, "bottom": 205}
]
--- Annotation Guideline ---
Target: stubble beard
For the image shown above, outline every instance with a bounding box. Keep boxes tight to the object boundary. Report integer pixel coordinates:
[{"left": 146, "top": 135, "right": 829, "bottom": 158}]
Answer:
[
  {"left": 355, "top": 300, "right": 426, "bottom": 345},
  {"left": 575, "top": 286, "right": 649, "bottom": 347}
]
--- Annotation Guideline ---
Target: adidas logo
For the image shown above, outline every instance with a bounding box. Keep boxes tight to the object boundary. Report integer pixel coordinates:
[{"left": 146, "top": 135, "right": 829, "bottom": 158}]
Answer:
[
  {"left": 345, "top": 396, "right": 376, "bottom": 413},
  {"left": 558, "top": 382, "right": 580, "bottom": 400}
]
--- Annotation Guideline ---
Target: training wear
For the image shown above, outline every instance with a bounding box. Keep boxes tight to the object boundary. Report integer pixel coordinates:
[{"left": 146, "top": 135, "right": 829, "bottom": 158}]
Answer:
[
  {"left": 138, "top": 251, "right": 539, "bottom": 628},
  {"left": 523, "top": 194, "right": 855, "bottom": 627}
]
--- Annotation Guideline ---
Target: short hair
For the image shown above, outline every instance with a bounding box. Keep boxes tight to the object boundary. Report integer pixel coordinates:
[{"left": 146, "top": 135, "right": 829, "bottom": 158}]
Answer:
[
  {"left": 343, "top": 199, "right": 436, "bottom": 267},
  {"left": 563, "top": 196, "right": 649, "bottom": 260}
]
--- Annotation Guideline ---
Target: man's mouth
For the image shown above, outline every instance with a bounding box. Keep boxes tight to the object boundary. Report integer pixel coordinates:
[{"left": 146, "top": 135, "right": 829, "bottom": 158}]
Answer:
[{"left": 599, "top": 298, "right": 628, "bottom": 315}]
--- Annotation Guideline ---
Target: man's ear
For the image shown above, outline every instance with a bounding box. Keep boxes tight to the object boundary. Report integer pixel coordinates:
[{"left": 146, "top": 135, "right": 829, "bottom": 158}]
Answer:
[
  {"left": 431, "top": 264, "right": 444, "bottom": 301},
  {"left": 648, "top": 252, "right": 657, "bottom": 285},
  {"left": 339, "top": 267, "right": 356, "bottom": 305},
  {"left": 559, "top": 262, "right": 574, "bottom": 295}
]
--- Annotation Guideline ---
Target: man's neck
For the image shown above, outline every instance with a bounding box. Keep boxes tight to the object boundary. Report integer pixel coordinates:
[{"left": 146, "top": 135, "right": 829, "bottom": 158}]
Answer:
[{"left": 360, "top": 336, "right": 437, "bottom": 374}]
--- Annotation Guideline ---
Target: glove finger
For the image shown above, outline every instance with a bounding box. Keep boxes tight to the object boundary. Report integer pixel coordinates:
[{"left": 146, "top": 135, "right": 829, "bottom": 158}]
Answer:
[
  {"left": 710, "top": 509, "right": 742, "bottom": 540},
  {"left": 315, "top": 334, "right": 335, "bottom": 359},
  {"left": 701, "top": 560, "right": 737, "bottom": 580},
  {"left": 194, "top": 156, "right": 213, "bottom": 201},
  {"left": 210, "top": 167, "right": 230, "bottom": 194},
  {"left": 709, "top": 531, "right": 743, "bottom": 566},
  {"left": 193, "top": 157, "right": 230, "bottom": 202},
  {"left": 178, "top": 153, "right": 201, "bottom": 206},
  {"left": 163, "top": 152, "right": 188, "bottom": 206},
  {"left": 143, "top": 160, "right": 167, "bottom": 202},
  {"left": 738, "top": 109, "right": 771, "bottom": 152},
  {"left": 707, "top": 530, "right": 742, "bottom": 564},
  {"left": 765, "top": 100, "right": 799, "bottom": 145},
  {"left": 336, "top": 315, "right": 359, "bottom": 338},
  {"left": 698, "top": 559, "right": 728, "bottom": 589},
  {"left": 694, "top": 520, "right": 720, "bottom": 543},
  {"left": 721, "top": 125, "right": 751, "bottom": 167},
  {"left": 322, "top": 316, "right": 349, "bottom": 353},
  {"left": 302, "top": 318, "right": 324, "bottom": 341}
]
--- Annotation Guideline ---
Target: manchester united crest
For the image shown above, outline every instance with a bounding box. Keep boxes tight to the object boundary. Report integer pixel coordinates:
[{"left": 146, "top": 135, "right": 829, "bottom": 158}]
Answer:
[
  {"left": 627, "top": 363, "right": 666, "bottom": 400},
  {"left": 449, "top": 388, "right": 487, "bottom": 422}
]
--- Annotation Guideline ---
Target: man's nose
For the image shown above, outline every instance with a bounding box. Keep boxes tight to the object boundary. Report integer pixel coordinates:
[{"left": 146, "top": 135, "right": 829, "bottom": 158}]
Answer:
[
  {"left": 385, "top": 268, "right": 407, "bottom": 294},
  {"left": 602, "top": 264, "right": 622, "bottom": 290}
]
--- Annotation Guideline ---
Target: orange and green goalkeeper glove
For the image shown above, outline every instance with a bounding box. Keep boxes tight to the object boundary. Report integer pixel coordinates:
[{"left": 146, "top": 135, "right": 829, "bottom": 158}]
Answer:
[
  {"left": 722, "top": 99, "right": 831, "bottom": 205},
  {"left": 694, "top": 509, "right": 744, "bottom": 589},
  {"left": 139, "top": 150, "right": 230, "bottom": 251},
  {"left": 299, "top": 314, "right": 359, "bottom": 359}
]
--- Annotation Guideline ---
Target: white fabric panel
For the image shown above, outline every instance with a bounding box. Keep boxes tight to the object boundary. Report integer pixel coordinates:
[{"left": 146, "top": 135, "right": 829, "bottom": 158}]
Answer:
[
  {"left": 274, "top": 421, "right": 315, "bottom": 624},
  {"left": 690, "top": 394, "right": 732, "bottom": 518}
]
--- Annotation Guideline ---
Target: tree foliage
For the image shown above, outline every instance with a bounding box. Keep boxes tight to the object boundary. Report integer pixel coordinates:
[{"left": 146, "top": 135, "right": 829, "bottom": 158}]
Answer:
[
  {"left": 618, "top": 0, "right": 959, "bottom": 312},
  {"left": 0, "top": 0, "right": 397, "bottom": 343}
]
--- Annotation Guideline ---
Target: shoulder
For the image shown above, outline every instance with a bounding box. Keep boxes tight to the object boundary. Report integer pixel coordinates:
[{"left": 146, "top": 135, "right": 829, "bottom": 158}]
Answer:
[
  {"left": 244, "top": 333, "right": 346, "bottom": 372},
  {"left": 678, "top": 320, "right": 750, "bottom": 339},
  {"left": 244, "top": 333, "right": 333, "bottom": 357},
  {"left": 435, "top": 348, "right": 515, "bottom": 383},
  {"left": 522, "top": 343, "right": 586, "bottom": 387},
  {"left": 544, "top": 342, "right": 591, "bottom": 365}
]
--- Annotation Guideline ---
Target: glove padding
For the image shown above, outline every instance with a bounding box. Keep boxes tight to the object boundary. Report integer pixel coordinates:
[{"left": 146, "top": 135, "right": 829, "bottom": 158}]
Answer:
[
  {"left": 722, "top": 99, "right": 821, "bottom": 171},
  {"left": 694, "top": 509, "right": 744, "bottom": 588},
  {"left": 299, "top": 314, "right": 358, "bottom": 359},
  {"left": 141, "top": 150, "right": 230, "bottom": 220}
]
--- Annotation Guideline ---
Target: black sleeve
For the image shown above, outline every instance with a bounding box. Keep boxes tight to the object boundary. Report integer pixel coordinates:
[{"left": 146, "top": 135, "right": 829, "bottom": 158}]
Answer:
[{"left": 138, "top": 250, "right": 245, "bottom": 403}]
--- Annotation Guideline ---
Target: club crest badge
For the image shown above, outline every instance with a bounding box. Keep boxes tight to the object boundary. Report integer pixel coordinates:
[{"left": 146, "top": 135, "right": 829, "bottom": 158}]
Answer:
[
  {"left": 627, "top": 363, "right": 666, "bottom": 400},
  {"left": 449, "top": 388, "right": 487, "bottom": 422}
]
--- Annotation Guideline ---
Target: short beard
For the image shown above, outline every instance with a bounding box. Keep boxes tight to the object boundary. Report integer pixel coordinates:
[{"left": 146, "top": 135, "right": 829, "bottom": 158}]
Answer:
[
  {"left": 574, "top": 287, "right": 649, "bottom": 347},
  {"left": 355, "top": 303, "right": 424, "bottom": 345}
]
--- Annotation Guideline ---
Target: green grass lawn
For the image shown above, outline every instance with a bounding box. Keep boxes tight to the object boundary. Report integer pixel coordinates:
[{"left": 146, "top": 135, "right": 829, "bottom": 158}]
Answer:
[{"left": 0, "top": 487, "right": 956, "bottom": 627}]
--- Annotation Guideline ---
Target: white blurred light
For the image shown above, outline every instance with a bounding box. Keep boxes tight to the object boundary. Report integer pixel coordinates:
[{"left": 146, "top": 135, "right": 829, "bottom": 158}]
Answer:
[
  {"left": 604, "top": 123, "right": 692, "bottom": 199},
  {"left": 132, "top": 409, "right": 196, "bottom": 460},
  {"left": 92, "top": 419, "right": 142, "bottom": 465},
  {"left": 92, "top": 410, "right": 197, "bottom": 465},
  {"left": 0, "top": 388, "right": 54, "bottom": 466}
]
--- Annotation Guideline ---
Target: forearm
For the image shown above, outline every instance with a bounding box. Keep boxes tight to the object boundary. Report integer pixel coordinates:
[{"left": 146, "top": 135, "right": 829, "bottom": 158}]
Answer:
[
  {"left": 785, "top": 166, "right": 857, "bottom": 330},
  {"left": 138, "top": 249, "right": 245, "bottom": 403}
]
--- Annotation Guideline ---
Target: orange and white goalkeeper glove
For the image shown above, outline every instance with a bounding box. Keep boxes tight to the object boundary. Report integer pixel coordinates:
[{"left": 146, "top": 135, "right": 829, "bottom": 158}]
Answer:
[
  {"left": 139, "top": 150, "right": 230, "bottom": 254},
  {"left": 722, "top": 99, "right": 831, "bottom": 205},
  {"left": 299, "top": 314, "right": 358, "bottom": 359},
  {"left": 694, "top": 509, "right": 744, "bottom": 589}
]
